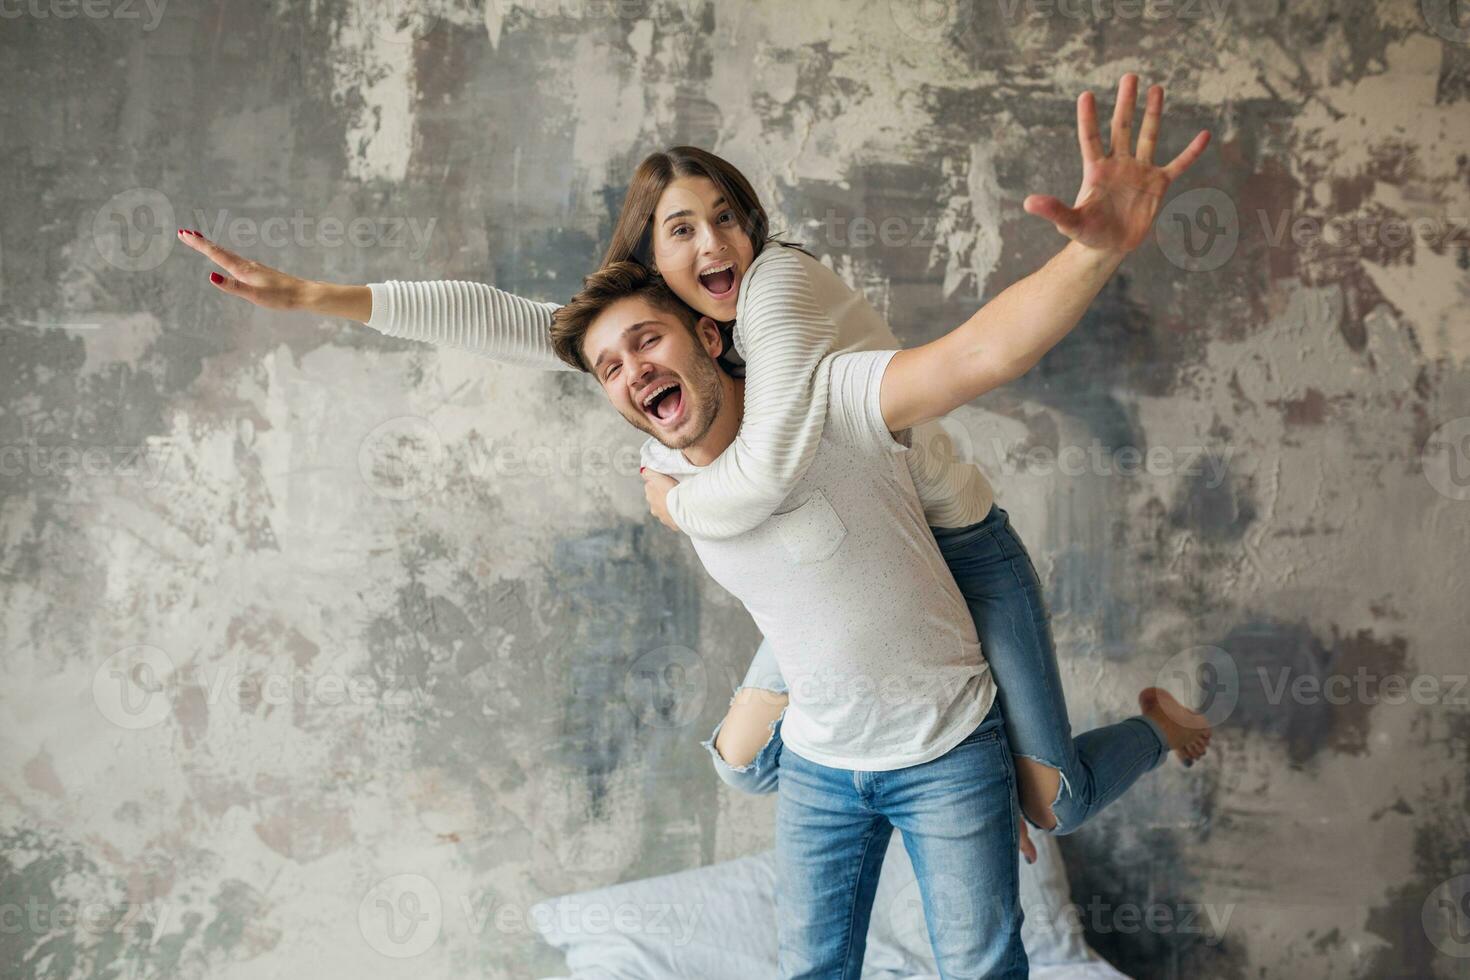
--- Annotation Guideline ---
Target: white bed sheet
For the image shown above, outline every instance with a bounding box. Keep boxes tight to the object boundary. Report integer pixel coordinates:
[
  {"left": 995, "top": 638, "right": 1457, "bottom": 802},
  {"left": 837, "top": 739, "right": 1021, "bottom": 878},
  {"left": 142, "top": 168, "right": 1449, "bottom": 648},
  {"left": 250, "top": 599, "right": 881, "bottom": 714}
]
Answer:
[{"left": 532, "top": 828, "right": 1131, "bottom": 979}]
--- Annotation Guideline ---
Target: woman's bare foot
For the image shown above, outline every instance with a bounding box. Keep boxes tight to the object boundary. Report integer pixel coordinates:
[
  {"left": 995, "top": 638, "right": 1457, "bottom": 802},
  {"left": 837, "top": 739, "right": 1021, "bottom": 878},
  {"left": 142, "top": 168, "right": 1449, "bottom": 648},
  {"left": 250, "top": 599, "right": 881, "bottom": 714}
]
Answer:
[
  {"left": 1138, "top": 687, "right": 1212, "bottom": 767},
  {"left": 1018, "top": 818, "right": 1037, "bottom": 865}
]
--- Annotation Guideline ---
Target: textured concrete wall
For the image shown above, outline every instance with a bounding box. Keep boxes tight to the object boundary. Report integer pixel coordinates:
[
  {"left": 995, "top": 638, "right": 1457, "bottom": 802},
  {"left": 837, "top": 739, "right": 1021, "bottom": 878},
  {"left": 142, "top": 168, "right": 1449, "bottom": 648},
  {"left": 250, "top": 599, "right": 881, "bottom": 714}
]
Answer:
[{"left": 2, "top": 1, "right": 1468, "bottom": 977}]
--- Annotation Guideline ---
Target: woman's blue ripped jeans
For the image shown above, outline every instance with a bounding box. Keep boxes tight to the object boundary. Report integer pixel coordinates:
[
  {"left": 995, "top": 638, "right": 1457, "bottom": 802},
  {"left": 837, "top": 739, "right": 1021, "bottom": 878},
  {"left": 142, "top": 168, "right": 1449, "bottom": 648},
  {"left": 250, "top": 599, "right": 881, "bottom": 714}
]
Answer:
[
  {"left": 700, "top": 503, "right": 1171, "bottom": 835},
  {"left": 702, "top": 637, "right": 788, "bottom": 796}
]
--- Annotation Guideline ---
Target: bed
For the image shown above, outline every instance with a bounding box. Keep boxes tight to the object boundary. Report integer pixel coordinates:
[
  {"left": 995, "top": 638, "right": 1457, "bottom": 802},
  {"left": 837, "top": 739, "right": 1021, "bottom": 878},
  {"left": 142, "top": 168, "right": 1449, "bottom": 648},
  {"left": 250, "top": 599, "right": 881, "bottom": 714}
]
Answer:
[{"left": 530, "top": 826, "right": 1131, "bottom": 979}]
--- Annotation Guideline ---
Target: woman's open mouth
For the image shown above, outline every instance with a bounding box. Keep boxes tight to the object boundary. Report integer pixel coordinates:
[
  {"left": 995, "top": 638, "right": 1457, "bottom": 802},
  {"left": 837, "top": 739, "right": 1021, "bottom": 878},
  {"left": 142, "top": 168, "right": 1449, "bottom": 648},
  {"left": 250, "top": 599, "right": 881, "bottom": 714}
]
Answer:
[
  {"left": 640, "top": 379, "right": 686, "bottom": 428},
  {"left": 697, "top": 261, "right": 738, "bottom": 301}
]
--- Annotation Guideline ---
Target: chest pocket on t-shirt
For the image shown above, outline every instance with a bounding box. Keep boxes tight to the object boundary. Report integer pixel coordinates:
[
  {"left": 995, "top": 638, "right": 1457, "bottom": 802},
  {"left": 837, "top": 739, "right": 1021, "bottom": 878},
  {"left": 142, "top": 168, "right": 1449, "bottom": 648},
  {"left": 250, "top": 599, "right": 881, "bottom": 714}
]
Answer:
[{"left": 770, "top": 489, "right": 848, "bottom": 565}]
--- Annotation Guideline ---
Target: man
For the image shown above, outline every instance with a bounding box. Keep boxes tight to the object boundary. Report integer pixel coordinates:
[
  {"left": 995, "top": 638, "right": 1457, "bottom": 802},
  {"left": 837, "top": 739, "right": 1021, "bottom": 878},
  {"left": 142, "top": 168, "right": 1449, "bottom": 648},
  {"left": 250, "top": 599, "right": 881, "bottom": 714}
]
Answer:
[{"left": 547, "top": 250, "right": 1127, "bottom": 976}]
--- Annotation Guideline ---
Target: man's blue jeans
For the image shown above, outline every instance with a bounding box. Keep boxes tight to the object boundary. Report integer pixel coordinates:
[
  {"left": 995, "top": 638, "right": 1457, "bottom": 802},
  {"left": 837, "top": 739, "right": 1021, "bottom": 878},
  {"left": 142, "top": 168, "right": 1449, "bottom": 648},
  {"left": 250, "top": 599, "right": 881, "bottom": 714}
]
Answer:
[
  {"left": 776, "top": 695, "right": 1027, "bottom": 978},
  {"left": 701, "top": 503, "right": 1170, "bottom": 831}
]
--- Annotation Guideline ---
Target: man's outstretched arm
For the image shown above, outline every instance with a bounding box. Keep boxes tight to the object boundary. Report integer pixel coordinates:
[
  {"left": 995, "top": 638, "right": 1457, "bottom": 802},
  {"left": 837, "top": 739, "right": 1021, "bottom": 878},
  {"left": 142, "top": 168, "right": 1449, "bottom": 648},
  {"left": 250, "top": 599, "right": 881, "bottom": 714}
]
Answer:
[{"left": 881, "top": 74, "right": 1210, "bottom": 433}]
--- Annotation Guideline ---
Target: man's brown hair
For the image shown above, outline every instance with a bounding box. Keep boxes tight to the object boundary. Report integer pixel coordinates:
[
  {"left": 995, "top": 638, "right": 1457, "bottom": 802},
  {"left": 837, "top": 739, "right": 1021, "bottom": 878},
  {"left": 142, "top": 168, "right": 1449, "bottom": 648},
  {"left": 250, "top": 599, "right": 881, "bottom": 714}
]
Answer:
[{"left": 550, "top": 261, "right": 699, "bottom": 373}]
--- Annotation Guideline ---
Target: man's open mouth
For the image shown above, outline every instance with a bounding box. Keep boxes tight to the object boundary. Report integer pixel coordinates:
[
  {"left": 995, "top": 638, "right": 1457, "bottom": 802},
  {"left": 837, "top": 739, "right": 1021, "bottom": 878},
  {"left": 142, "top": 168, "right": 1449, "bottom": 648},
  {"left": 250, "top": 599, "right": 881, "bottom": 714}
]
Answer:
[
  {"left": 640, "top": 380, "right": 685, "bottom": 426},
  {"left": 698, "top": 261, "right": 737, "bottom": 299}
]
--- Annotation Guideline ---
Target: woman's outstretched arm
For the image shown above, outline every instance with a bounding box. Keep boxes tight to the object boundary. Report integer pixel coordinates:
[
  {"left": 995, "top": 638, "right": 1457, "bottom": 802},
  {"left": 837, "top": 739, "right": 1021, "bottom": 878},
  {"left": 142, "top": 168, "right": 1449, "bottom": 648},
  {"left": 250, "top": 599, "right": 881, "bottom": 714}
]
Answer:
[
  {"left": 362, "top": 280, "right": 571, "bottom": 371},
  {"left": 659, "top": 243, "right": 841, "bottom": 539},
  {"left": 176, "top": 230, "right": 575, "bottom": 372}
]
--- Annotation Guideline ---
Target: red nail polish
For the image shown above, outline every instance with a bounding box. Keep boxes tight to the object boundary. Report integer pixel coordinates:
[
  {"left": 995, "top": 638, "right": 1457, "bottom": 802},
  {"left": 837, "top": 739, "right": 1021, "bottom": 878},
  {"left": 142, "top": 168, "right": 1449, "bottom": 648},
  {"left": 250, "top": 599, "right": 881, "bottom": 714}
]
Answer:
[
  {"left": 210, "top": 272, "right": 223, "bottom": 284},
  {"left": 177, "top": 229, "right": 183, "bottom": 235}
]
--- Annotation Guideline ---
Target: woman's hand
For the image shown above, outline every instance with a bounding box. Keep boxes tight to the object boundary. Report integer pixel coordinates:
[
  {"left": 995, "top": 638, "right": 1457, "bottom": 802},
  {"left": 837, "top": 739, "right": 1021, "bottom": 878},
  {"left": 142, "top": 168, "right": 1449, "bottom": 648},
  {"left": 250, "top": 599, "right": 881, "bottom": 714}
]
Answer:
[
  {"left": 641, "top": 468, "right": 681, "bottom": 532},
  {"left": 175, "top": 229, "right": 316, "bottom": 310},
  {"left": 176, "top": 229, "right": 374, "bottom": 321},
  {"left": 1023, "top": 74, "right": 1210, "bottom": 256}
]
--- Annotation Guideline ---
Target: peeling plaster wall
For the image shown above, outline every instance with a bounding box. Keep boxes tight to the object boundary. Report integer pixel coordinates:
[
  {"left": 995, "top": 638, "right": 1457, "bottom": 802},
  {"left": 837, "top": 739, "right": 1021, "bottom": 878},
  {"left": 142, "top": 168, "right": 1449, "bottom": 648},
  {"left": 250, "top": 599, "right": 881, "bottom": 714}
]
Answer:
[{"left": 2, "top": 1, "right": 1468, "bottom": 977}]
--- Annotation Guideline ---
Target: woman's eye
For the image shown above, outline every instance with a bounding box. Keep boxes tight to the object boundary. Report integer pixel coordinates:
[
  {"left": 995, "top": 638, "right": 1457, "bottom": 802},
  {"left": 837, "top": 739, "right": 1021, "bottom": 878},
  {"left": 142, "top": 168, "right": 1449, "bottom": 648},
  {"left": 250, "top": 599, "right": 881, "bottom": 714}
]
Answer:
[
  {"left": 718, "top": 210, "right": 734, "bottom": 224},
  {"left": 672, "top": 224, "right": 690, "bottom": 237},
  {"left": 641, "top": 335, "right": 657, "bottom": 349},
  {"left": 605, "top": 365, "right": 619, "bottom": 381}
]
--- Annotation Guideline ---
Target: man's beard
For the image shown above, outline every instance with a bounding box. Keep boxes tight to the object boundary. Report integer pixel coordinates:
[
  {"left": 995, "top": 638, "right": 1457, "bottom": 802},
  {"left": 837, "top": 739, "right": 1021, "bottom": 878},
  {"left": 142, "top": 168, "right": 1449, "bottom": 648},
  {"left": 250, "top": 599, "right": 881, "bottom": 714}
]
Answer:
[{"left": 622, "top": 348, "right": 724, "bottom": 450}]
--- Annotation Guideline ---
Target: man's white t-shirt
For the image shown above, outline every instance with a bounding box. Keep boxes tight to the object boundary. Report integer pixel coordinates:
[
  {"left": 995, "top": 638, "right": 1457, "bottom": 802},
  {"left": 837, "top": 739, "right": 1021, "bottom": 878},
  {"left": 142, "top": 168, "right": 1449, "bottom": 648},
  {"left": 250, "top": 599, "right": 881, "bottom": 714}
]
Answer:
[{"left": 641, "top": 349, "right": 997, "bottom": 771}]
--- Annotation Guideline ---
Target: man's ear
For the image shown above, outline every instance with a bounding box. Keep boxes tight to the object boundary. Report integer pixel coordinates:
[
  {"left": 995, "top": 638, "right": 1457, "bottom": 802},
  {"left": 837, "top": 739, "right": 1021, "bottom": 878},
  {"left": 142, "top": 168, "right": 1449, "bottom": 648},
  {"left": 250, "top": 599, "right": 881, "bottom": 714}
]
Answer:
[{"left": 695, "top": 316, "right": 724, "bottom": 359}]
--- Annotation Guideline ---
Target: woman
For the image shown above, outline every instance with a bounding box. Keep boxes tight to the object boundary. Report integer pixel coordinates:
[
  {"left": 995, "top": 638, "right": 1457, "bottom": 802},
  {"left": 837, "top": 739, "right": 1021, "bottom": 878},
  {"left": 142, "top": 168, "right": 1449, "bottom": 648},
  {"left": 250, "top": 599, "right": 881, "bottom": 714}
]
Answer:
[{"left": 179, "top": 74, "right": 1213, "bottom": 847}]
